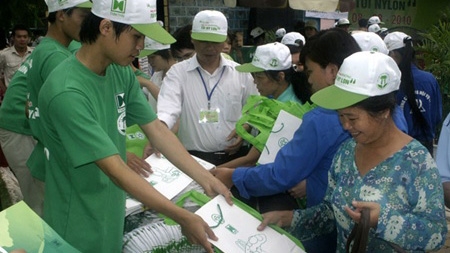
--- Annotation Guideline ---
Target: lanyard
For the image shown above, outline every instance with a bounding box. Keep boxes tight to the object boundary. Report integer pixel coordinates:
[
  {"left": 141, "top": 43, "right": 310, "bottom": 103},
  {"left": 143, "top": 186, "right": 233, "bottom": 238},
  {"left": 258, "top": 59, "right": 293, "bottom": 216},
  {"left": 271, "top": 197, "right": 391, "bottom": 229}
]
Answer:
[{"left": 197, "top": 67, "right": 225, "bottom": 109}]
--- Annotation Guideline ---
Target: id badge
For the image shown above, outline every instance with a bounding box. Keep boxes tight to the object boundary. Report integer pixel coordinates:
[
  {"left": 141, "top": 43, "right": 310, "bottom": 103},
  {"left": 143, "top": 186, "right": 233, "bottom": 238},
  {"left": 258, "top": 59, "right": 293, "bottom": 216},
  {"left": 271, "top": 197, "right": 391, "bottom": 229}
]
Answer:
[{"left": 199, "top": 107, "right": 220, "bottom": 124}]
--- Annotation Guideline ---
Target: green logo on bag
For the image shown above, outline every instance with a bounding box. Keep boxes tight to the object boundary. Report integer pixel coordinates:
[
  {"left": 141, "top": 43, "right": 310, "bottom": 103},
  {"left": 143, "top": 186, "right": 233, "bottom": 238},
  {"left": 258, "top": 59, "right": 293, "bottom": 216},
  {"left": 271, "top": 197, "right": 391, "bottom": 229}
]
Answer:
[{"left": 111, "top": 0, "right": 126, "bottom": 14}]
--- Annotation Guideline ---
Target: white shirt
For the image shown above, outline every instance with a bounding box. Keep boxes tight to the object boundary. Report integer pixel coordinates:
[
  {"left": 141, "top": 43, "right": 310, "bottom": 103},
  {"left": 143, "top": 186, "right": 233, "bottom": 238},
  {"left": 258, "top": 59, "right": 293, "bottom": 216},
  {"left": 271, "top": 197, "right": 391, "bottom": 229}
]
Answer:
[
  {"left": 436, "top": 113, "right": 450, "bottom": 182},
  {"left": 143, "top": 70, "right": 164, "bottom": 112},
  {"left": 158, "top": 54, "right": 257, "bottom": 152},
  {"left": 0, "top": 46, "right": 33, "bottom": 87}
]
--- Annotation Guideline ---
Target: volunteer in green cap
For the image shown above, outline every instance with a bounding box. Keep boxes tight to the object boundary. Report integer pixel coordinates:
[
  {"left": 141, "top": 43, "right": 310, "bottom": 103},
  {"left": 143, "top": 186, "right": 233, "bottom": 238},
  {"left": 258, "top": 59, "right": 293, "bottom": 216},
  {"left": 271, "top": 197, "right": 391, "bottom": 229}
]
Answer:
[
  {"left": 0, "top": 0, "right": 92, "bottom": 217},
  {"left": 37, "top": 0, "right": 231, "bottom": 252}
]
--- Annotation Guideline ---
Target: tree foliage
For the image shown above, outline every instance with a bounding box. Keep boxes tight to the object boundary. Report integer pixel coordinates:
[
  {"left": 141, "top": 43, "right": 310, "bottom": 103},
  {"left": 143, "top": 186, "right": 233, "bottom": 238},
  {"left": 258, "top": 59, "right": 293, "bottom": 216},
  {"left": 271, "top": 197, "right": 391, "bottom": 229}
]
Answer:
[
  {"left": 418, "top": 8, "right": 450, "bottom": 95},
  {"left": 0, "top": 0, "right": 48, "bottom": 36}
]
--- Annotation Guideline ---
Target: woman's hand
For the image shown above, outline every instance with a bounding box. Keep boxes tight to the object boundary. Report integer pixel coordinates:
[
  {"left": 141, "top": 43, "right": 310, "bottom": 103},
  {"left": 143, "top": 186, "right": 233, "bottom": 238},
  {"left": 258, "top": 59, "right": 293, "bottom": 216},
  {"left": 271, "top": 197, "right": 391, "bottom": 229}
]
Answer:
[
  {"left": 344, "top": 200, "right": 380, "bottom": 228},
  {"left": 224, "top": 129, "right": 243, "bottom": 155},
  {"left": 288, "top": 180, "right": 307, "bottom": 199},
  {"left": 257, "top": 210, "right": 294, "bottom": 231},
  {"left": 210, "top": 167, "right": 235, "bottom": 189}
]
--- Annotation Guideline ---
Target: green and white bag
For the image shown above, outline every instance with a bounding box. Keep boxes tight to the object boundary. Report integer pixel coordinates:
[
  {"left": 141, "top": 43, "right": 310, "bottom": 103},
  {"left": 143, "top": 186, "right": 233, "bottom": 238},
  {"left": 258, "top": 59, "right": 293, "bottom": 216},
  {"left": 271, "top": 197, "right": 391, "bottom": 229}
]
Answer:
[{"left": 235, "top": 95, "right": 315, "bottom": 152}]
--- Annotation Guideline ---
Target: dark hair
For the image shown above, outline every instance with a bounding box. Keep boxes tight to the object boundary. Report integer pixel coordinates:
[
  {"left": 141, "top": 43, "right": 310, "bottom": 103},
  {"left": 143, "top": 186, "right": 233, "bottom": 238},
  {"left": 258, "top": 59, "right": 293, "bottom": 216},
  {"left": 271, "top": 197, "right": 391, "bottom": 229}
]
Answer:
[
  {"left": 152, "top": 48, "right": 173, "bottom": 61},
  {"left": 11, "top": 24, "right": 29, "bottom": 37},
  {"left": 226, "top": 30, "right": 234, "bottom": 43},
  {"left": 394, "top": 37, "right": 428, "bottom": 134},
  {"left": 47, "top": 8, "right": 75, "bottom": 23},
  {"left": 264, "top": 68, "right": 294, "bottom": 84},
  {"left": 300, "top": 28, "right": 361, "bottom": 69},
  {"left": 358, "top": 18, "right": 368, "bottom": 28},
  {"left": 79, "top": 12, "right": 131, "bottom": 44},
  {"left": 286, "top": 44, "right": 302, "bottom": 54},
  {"left": 170, "top": 24, "right": 194, "bottom": 56},
  {"left": 291, "top": 71, "right": 312, "bottom": 104},
  {"left": 354, "top": 92, "right": 396, "bottom": 117}
]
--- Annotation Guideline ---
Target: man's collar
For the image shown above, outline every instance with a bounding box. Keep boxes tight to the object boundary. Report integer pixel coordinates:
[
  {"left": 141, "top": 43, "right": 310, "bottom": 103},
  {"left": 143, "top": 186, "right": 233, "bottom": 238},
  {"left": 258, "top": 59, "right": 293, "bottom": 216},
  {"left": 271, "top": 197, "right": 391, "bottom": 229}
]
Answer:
[
  {"left": 186, "top": 53, "right": 233, "bottom": 72},
  {"left": 11, "top": 45, "right": 32, "bottom": 56}
]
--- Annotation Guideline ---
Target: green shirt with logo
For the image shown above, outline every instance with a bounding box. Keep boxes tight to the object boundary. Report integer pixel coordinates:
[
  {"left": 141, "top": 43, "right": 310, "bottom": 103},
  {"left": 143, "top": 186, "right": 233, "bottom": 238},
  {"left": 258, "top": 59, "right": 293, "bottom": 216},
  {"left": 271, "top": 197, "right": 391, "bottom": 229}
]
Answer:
[{"left": 39, "top": 55, "right": 156, "bottom": 253}]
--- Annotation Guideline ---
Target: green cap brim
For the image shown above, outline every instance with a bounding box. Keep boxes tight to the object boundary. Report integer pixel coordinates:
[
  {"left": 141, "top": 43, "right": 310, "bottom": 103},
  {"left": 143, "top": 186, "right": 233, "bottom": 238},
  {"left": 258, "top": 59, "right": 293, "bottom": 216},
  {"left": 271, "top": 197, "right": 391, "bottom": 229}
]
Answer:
[
  {"left": 76, "top": 1, "right": 93, "bottom": 8},
  {"left": 132, "top": 23, "right": 176, "bottom": 44},
  {"left": 235, "top": 63, "right": 264, "bottom": 73},
  {"left": 191, "top": 32, "right": 226, "bottom": 43},
  {"left": 138, "top": 49, "right": 157, "bottom": 58},
  {"left": 311, "top": 85, "right": 369, "bottom": 110}
]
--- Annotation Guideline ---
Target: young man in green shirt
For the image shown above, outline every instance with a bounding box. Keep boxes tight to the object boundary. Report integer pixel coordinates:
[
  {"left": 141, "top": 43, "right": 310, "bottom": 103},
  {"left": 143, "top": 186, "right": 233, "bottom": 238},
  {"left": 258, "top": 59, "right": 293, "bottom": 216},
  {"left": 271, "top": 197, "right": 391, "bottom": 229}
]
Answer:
[
  {"left": 38, "top": 0, "right": 231, "bottom": 252},
  {"left": 0, "top": 0, "right": 92, "bottom": 216}
]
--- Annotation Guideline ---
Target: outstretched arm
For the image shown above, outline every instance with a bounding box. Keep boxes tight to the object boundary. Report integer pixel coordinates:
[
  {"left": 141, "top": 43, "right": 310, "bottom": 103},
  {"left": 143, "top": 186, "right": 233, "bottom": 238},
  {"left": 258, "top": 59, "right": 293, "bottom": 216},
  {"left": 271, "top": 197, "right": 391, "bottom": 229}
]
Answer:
[
  {"left": 140, "top": 119, "right": 233, "bottom": 204},
  {"left": 96, "top": 155, "right": 216, "bottom": 252}
]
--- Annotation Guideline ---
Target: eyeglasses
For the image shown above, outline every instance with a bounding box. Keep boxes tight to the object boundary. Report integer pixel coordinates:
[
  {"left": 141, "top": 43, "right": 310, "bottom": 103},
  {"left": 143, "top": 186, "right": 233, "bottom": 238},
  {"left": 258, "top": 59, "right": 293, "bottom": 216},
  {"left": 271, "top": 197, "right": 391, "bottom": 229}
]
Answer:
[{"left": 209, "top": 204, "right": 223, "bottom": 228}]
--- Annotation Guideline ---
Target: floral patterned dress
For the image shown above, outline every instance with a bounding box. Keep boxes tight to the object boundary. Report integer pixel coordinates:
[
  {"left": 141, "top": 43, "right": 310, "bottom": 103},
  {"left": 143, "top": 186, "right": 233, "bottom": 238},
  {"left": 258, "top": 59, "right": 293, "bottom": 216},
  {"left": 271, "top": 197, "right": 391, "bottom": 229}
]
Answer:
[{"left": 289, "top": 139, "right": 447, "bottom": 252}]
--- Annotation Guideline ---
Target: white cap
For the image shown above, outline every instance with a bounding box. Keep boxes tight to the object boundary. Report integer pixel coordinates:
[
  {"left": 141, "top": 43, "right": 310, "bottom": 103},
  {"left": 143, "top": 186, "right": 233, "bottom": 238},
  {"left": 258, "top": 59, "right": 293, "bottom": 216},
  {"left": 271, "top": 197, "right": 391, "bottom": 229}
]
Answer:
[
  {"left": 368, "top": 16, "right": 384, "bottom": 26},
  {"left": 91, "top": 0, "right": 175, "bottom": 44},
  {"left": 384, "top": 31, "right": 412, "bottom": 51},
  {"left": 352, "top": 31, "right": 388, "bottom": 55},
  {"left": 336, "top": 18, "right": 350, "bottom": 26},
  {"left": 191, "top": 10, "right": 228, "bottom": 43},
  {"left": 138, "top": 37, "right": 171, "bottom": 58},
  {"left": 311, "top": 51, "right": 401, "bottom": 109},
  {"left": 45, "top": 0, "right": 92, "bottom": 13},
  {"left": 368, "top": 24, "right": 381, "bottom": 33},
  {"left": 235, "top": 42, "right": 292, "bottom": 72},
  {"left": 281, "top": 32, "right": 305, "bottom": 47},
  {"left": 250, "top": 27, "right": 265, "bottom": 38},
  {"left": 275, "top": 28, "right": 287, "bottom": 39}
]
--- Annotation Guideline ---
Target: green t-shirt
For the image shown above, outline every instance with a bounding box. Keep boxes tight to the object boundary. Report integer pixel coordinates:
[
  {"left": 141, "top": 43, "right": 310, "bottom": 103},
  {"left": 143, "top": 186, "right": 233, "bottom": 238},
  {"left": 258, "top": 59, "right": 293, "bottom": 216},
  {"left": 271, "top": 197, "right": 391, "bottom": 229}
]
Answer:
[
  {"left": 26, "top": 37, "right": 73, "bottom": 179},
  {"left": 39, "top": 55, "right": 156, "bottom": 253},
  {"left": 0, "top": 60, "right": 31, "bottom": 135},
  {"left": 27, "top": 37, "right": 72, "bottom": 143}
]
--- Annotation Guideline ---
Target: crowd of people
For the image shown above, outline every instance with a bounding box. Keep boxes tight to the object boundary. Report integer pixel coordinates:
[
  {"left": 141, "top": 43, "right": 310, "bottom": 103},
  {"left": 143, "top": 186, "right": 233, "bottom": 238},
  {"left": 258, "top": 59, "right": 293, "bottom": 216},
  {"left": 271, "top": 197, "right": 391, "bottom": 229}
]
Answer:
[{"left": 0, "top": 0, "right": 448, "bottom": 252}]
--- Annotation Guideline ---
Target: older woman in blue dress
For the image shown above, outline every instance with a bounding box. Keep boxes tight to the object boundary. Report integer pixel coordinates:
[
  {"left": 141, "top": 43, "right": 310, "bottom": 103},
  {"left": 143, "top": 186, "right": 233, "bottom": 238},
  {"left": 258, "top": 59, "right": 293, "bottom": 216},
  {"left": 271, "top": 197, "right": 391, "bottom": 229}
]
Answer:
[{"left": 258, "top": 51, "right": 447, "bottom": 252}]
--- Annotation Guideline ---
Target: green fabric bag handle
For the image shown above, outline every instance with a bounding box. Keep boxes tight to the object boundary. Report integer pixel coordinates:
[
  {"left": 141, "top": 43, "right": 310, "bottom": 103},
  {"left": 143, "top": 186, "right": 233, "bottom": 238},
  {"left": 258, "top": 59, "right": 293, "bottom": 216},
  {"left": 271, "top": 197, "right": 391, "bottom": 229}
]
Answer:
[
  {"left": 162, "top": 190, "right": 305, "bottom": 251},
  {"left": 235, "top": 95, "right": 315, "bottom": 152}
]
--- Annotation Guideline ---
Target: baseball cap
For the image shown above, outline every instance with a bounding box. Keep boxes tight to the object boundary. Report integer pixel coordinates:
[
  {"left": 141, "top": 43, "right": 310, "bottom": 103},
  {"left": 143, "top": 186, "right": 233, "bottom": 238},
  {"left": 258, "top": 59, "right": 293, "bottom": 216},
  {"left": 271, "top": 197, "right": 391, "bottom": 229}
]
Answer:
[
  {"left": 250, "top": 27, "right": 265, "bottom": 39},
  {"left": 45, "top": 0, "right": 92, "bottom": 12},
  {"left": 379, "top": 27, "right": 389, "bottom": 37},
  {"left": 281, "top": 32, "right": 305, "bottom": 47},
  {"left": 311, "top": 51, "right": 401, "bottom": 110},
  {"left": 236, "top": 42, "right": 291, "bottom": 72},
  {"left": 368, "top": 24, "right": 381, "bottom": 33},
  {"left": 191, "top": 10, "right": 228, "bottom": 43},
  {"left": 352, "top": 31, "right": 388, "bottom": 55},
  {"left": 368, "top": 16, "right": 384, "bottom": 26},
  {"left": 336, "top": 18, "right": 350, "bottom": 27},
  {"left": 275, "top": 28, "right": 287, "bottom": 39},
  {"left": 91, "top": 0, "right": 175, "bottom": 44},
  {"left": 305, "top": 20, "right": 318, "bottom": 30},
  {"left": 138, "top": 37, "right": 171, "bottom": 58},
  {"left": 384, "top": 31, "right": 412, "bottom": 51}
]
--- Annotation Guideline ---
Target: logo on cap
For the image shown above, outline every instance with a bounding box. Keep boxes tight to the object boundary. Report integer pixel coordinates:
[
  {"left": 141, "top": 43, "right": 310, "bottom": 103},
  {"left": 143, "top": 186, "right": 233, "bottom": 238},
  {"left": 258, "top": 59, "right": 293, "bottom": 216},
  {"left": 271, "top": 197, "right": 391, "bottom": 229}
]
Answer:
[
  {"left": 112, "top": 0, "right": 126, "bottom": 14},
  {"left": 377, "top": 74, "right": 389, "bottom": 89},
  {"left": 58, "top": 0, "right": 69, "bottom": 6},
  {"left": 200, "top": 22, "right": 221, "bottom": 32},
  {"left": 336, "top": 73, "right": 356, "bottom": 86},
  {"left": 269, "top": 59, "right": 279, "bottom": 68}
]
